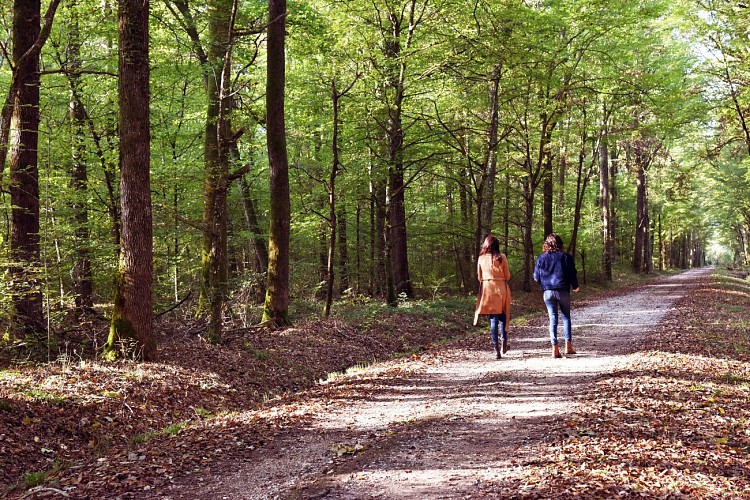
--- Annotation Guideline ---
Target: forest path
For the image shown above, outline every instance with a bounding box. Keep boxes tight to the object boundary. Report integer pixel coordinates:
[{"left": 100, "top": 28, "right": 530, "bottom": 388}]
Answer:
[{"left": 157, "top": 268, "right": 710, "bottom": 499}]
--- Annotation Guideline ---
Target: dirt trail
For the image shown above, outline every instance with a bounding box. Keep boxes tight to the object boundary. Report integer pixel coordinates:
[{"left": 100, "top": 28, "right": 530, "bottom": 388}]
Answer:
[{"left": 157, "top": 268, "right": 709, "bottom": 499}]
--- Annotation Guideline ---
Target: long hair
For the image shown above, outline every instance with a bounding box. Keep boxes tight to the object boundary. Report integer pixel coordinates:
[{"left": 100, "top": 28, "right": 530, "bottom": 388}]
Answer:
[
  {"left": 479, "top": 235, "right": 503, "bottom": 264},
  {"left": 542, "top": 233, "right": 564, "bottom": 253}
]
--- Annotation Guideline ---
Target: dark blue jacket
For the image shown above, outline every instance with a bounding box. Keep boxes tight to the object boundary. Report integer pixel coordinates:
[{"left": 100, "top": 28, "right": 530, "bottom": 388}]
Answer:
[{"left": 533, "top": 251, "right": 579, "bottom": 291}]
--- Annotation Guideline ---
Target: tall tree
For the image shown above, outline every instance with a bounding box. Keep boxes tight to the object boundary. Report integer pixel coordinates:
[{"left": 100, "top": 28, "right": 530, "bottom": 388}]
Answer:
[
  {"left": 166, "top": 0, "right": 257, "bottom": 340},
  {"left": 630, "top": 134, "right": 662, "bottom": 274},
  {"left": 5, "top": 0, "right": 61, "bottom": 337},
  {"left": 105, "top": 0, "right": 155, "bottom": 361},
  {"left": 599, "top": 124, "right": 614, "bottom": 280},
  {"left": 262, "top": 0, "right": 291, "bottom": 326},
  {"left": 324, "top": 74, "right": 357, "bottom": 317},
  {"left": 66, "top": 0, "right": 94, "bottom": 313}
]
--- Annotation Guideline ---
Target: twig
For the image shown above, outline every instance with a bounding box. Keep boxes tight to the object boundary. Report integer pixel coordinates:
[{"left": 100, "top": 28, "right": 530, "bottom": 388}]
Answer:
[
  {"left": 154, "top": 291, "right": 192, "bottom": 319},
  {"left": 22, "top": 486, "right": 69, "bottom": 498}
]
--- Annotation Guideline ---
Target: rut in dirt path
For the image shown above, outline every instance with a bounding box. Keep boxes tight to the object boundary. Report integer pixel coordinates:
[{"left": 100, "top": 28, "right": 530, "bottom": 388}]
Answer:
[{"left": 157, "top": 268, "right": 710, "bottom": 500}]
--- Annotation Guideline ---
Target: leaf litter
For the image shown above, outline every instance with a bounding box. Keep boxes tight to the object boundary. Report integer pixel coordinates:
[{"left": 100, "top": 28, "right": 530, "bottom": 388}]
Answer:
[{"left": 2, "top": 269, "right": 750, "bottom": 498}]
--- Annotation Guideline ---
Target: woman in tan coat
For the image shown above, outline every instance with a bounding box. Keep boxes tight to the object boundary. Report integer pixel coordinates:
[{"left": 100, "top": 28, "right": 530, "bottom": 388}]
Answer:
[{"left": 474, "top": 235, "right": 512, "bottom": 359}]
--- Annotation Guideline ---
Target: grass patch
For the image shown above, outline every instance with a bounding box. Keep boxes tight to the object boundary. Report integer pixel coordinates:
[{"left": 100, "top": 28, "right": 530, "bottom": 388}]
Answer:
[
  {"left": 131, "top": 431, "right": 158, "bottom": 445},
  {"left": 320, "top": 360, "right": 376, "bottom": 384},
  {"left": 162, "top": 422, "right": 185, "bottom": 436},
  {"left": 23, "top": 470, "right": 47, "bottom": 488},
  {"left": 21, "top": 389, "right": 65, "bottom": 405},
  {"left": 720, "top": 303, "right": 748, "bottom": 314},
  {"left": 132, "top": 421, "right": 186, "bottom": 444},
  {"left": 0, "top": 370, "right": 22, "bottom": 380},
  {"left": 242, "top": 342, "right": 270, "bottom": 361}
]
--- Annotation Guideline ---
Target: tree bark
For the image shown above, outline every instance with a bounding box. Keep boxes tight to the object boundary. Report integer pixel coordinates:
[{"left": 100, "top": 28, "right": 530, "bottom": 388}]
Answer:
[
  {"left": 355, "top": 201, "right": 362, "bottom": 293},
  {"left": 522, "top": 176, "right": 535, "bottom": 291},
  {"left": 324, "top": 75, "right": 356, "bottom": 315},
  {"left": 105, "top": 0, "right": 155, "bottom": 361},
  {"left": 569, "top": 128, "right": 596, "bottom": 260},
  {"left": 633, "top": 148, "right": 647, "bottom": 273},
  {"left": 543, "top": 156, "right": 554, "bottom": 238},
  {"left": 478, "top": 65, "right": 501, "bottom": 244},
  {"left": 196, "top": 0, "right": 236, "bottom": 341},
  {"left": 262, "top": 0, "right": 291, "bottom": 326},
  {"left": 609, "top": 145, "right": 618, "bottom": 262},
  {"left": 599, "top": 134, "right": 613, "bottom": 281},
  {"left": 388, "top": 165, "right": 412, "bottom": 298},
  {"left": 338, "top": 206, "right": 350, "bottom": 294},
  {"left": 460, "top": 164, "right": 475, "bottom": 292},
  {"left": 238, "top": 174, "right": 268, "bottom": 274},
  {"left": 7, "top": 0, "right": 53, "bottom": 337}
]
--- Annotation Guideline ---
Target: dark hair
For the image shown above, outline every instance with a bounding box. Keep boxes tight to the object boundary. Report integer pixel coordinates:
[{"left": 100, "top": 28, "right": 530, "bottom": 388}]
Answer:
[
  {"left": 479, "top": 235, "right": 503, "bottom": 264},
  {"left": 542, "top": 233, "right": 564, "bottom": 253}
]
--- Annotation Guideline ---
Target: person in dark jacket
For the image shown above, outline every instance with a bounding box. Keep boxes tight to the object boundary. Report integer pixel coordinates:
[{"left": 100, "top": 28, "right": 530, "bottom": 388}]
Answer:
[{"left": 533, "top": 233, "right": 580, "bottom": 358}]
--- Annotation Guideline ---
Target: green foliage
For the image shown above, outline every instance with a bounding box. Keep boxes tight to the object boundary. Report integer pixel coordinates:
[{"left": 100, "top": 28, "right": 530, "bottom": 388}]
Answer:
[
  {"left": 0, "top": 0, "right": 743, "bottom": 342},
  {"left": 21, "top": 389, "right": 66, "bottom": 406},
  {"left": 132, "top": 421, "right": 185, "bottom": 444},
  {"left": 131, "top": 431, "right": 158, "bottom": 445},
  {"left": 23, "top": 470, "right": 47, "bottom": 488},
  {"left": 242, "top": 342, "right": 271, "bottom": 361},
  {"left": 162, "top": 422, "right": 185, "bottom": 436}
]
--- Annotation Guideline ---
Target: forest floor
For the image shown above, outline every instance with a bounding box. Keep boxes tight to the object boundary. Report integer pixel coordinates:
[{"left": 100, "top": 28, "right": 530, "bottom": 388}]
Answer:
[{"left": 2, "top": 267, "right": 750, "bottom": 499}]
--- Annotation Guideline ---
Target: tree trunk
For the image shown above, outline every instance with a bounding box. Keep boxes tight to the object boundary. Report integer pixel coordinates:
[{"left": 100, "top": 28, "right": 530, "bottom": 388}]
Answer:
[
  {"left": 658, "top": 211, "right": 664, "bottom": 271},
  {"left": 238, "top": 174, "right": 268, "bottom": 274},
  {"left": 543, "top": 157, "right": 554, "bottom": 237},
  {"left": 68, "top": 0, "right": 94, "bottom": 313},
  {"left": 8, "top": 0, "right": 45, "bottom": 337},
  {"left": 569, "top": 132, "right": 595, "bottom": 260},
  {"left": 541, "top": 114, "right": 555, "bottom": 238},
  {"left": 355, "top": 201, "right": 362, "bottom": 293},
  {"left": 599, "top": 135, "right": 613, "bottom": 281},
  {"left": 325, "top": 76, "right": 355, "bottom": 315},
  {"left": 316, "top": 204, "right": 328, "bottom": 300},
  {"left": 196, "top": 0, "right": 236, "bottom": 341},
  {"left": 105, "top": 0, "right": 155, "bottom": 361},
  {"left": 609, "top": 146, "right": 618, "bottom": 262},
  {"left": 478, "top": 65, "right": 501, "bottom": 242},
  {"left": 645, "top": 196, "right": 653, "bottom": 274},
  {"left": 461, "top": 165, "right": 477, "bottom": 292},
  {"left": 388, "top": 165, "right": 412, "bottom": 298},
  {"left": 522, "top": 177, "right": 535, "bottom": 292},
  {"left": 338, "top": 205, "right": 350, "bottom": 294},
  {"left": 262, "top": 0, "right": 291, "bottom": 326},
  {"left": 558, "top": 150, "right": 566, "bottom": 208},
  {"left": 381, "top": 4, "right": 417, "bottom": 301},
  {"left": 503, "top": 168, "right": 510, "bottom": 255},
  {"left": 632, "top": 142, "right": 647, "bottom": 274},
  {"left": 61, "top": 76, "right": 120, "bottom": 253}
]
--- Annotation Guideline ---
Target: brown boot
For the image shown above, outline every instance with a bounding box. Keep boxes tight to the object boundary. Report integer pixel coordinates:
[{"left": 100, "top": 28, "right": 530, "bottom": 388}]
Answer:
[
  {"left": 494, "top": 343, "right": 502, "bottom": 359},
  {"left": 565, "top": 341, "right": 576, "bottom": 355},
  {"left": 553, "top": 344, "right": 562, "bottom": 358},
  {"left": 502, "top": 339, "right": 509, "bottom": 354}
]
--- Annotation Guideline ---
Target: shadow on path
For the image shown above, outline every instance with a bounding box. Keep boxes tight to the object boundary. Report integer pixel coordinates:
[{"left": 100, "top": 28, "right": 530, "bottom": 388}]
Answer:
[{"left": 156, "top": 268, "right": 712, "bottom": 500}]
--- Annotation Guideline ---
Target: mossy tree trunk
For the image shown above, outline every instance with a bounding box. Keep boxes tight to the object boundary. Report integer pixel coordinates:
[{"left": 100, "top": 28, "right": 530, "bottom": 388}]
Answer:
[
  {"left": 262, "top": 0, "right": 291, "bottom": 327},
  {"left": 105, "top": 0, "right": 155, "bottom": 361},
  {"left": 169, "top": 0, "right": 248, "bottom": 341}
]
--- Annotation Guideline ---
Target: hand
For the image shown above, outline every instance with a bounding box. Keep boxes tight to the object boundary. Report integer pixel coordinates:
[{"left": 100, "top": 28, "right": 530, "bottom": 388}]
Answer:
[{"left": 573, "top": 287, "right": 580, "bottom": 292}]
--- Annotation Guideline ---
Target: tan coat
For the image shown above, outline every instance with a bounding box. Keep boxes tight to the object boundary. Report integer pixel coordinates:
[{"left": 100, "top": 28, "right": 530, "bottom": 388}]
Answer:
[{"left": 473, "top": 253, "right": 511, "bottom": 326}]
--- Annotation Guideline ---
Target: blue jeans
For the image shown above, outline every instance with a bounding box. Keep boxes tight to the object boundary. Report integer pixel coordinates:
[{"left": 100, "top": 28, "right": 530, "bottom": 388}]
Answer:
[
  {"left": 489, "top": 313, "right": 506, "bottom": 345},
  {"left": 543, "top": 289, "right": 571, "bottom": 346}
]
